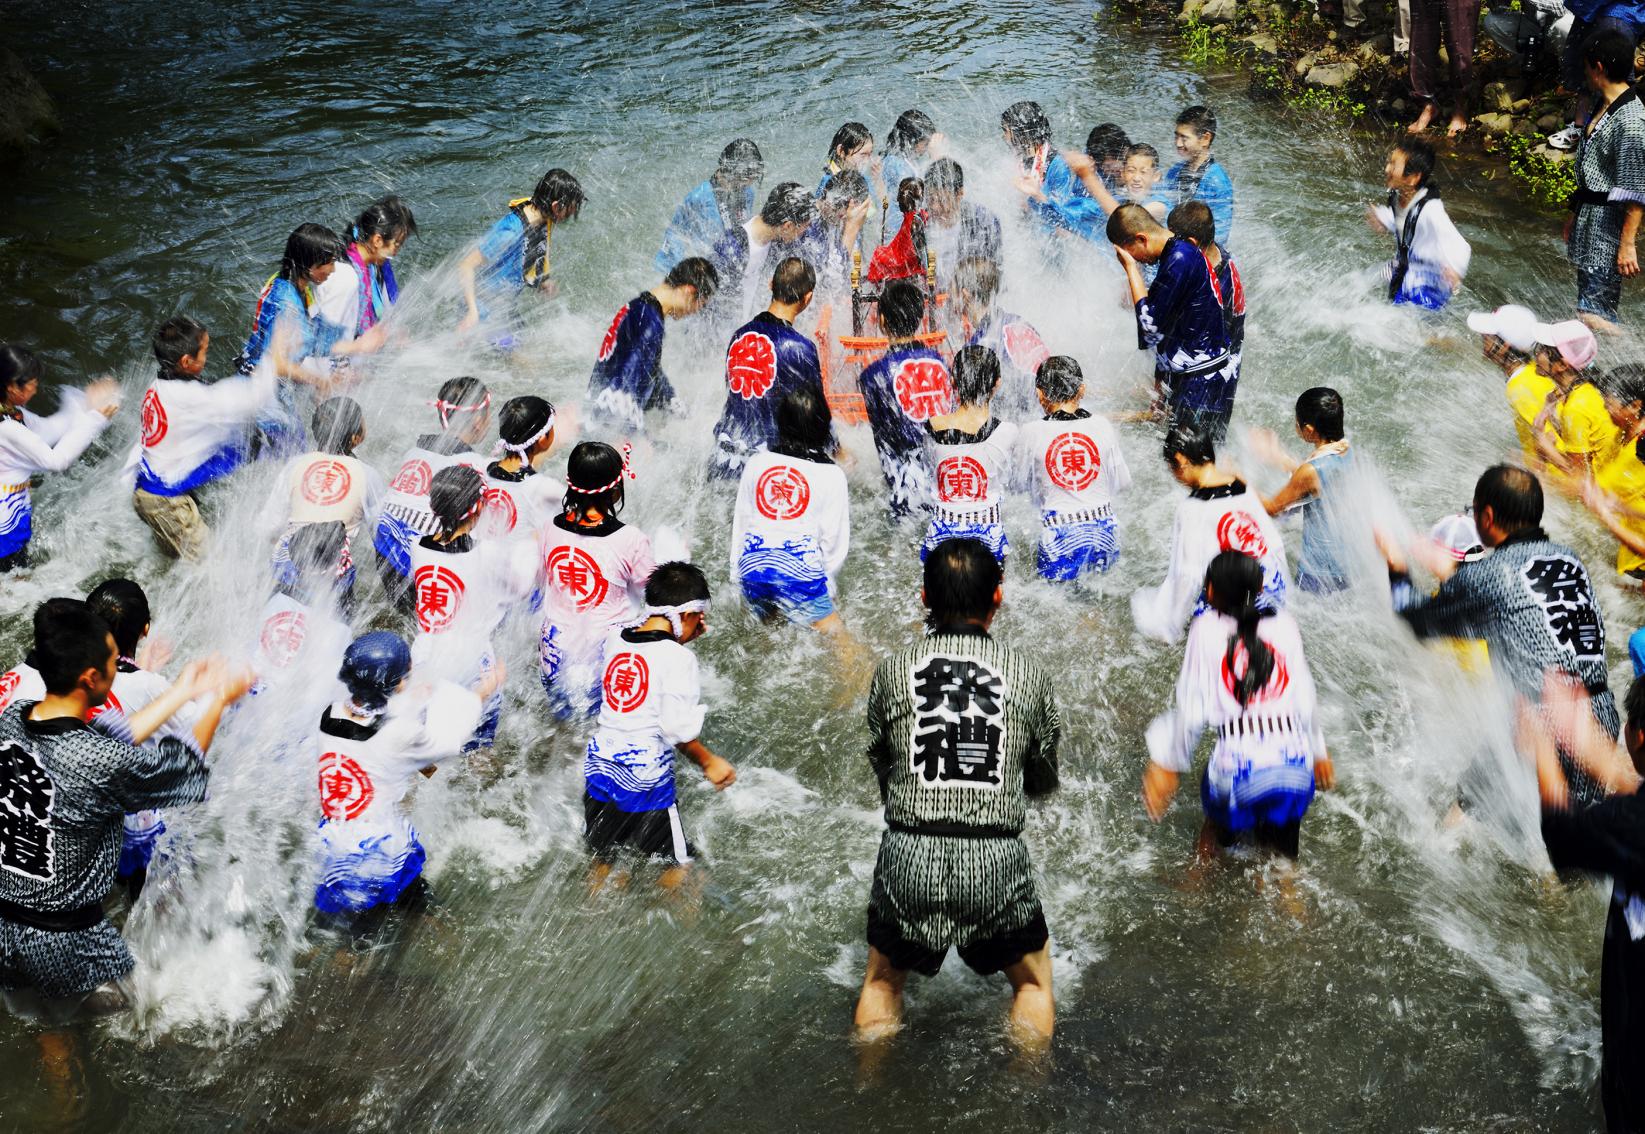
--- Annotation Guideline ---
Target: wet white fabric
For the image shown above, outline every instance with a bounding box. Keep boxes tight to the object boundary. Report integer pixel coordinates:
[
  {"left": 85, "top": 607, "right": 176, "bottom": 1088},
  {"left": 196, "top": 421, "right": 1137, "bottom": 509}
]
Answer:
[
  {"left": 729, "top": 450, "right": 850, "bottom": 592},
  {"left": 1016, "top": 413, "right": 1133, "bottom": 517},
  {"left": 407, "top": 538, "right": 538, "bottom": 686},
  {"left": 125, "top": 373, "right": 276, "bottom": 493},
  {"left": 278, "top": 452, "right": 385, "bottom": 537}
]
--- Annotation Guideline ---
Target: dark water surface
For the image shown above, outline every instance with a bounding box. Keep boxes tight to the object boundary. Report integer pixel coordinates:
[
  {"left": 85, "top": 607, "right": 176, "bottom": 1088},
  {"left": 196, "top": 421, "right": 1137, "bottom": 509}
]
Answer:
[{"left": 0, "top": 1, "right": 1634, "bottom": 1130}]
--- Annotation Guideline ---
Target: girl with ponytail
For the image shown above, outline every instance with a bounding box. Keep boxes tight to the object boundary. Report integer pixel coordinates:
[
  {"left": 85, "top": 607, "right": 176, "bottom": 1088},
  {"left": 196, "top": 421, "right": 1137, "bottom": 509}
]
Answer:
[{"left": 1141, "top": 550, "right": 1335, "bottom": 861}]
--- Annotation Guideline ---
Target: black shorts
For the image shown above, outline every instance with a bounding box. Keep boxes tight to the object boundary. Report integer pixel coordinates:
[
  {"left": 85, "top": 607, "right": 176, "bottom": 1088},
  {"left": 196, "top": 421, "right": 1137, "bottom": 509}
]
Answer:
[
  {"left": 583, "top": 792, "right": 692, "bottom": 864},
  {"left": 1208, "top": 814, "right": 1301, "bottom": 859},
  {"left": 866, "top": 903, "right": 1049, "bottom": 978}
]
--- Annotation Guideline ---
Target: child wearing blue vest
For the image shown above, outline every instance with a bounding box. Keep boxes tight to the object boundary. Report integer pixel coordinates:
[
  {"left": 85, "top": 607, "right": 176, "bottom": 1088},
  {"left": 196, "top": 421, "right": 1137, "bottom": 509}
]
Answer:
[
  {"left": 586, "top": 258, "right": 719, "bottom": 434},
  {"left": 1252, "top": 387, "right": 1358, "bottom": 594},
  {"left": 457, "top": 169, "right": 586, "bottom": 347},
  {"left": 656, "top": 139, "right": 764, "bottom": 273}
]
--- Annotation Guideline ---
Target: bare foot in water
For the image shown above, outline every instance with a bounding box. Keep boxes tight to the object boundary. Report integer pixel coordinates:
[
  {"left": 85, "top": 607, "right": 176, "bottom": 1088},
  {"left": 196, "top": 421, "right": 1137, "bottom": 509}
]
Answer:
[
  {"left": 1408, "top": 101, "right": 1437, "bottom": 133},
  {"left": 1447, "top": 107, "right": 1470, "bottom": 137}
]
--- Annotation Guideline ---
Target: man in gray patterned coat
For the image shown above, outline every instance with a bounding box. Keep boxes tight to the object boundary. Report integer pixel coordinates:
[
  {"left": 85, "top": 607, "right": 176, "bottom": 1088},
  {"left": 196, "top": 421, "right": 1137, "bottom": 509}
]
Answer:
[
  {"left": 1566, "top": 27, "right": 1645, "bottom": 332},
  {"left": 0, "top": 599, "right": 242, "bottom": 1022},
  {"left": 854, "top": 539, "right": 1061, "bottom": 1051}
]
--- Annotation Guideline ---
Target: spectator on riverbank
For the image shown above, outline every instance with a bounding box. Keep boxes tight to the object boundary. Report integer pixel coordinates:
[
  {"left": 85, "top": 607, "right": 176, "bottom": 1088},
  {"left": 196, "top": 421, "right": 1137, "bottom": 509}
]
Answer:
[
  {"left": 1406, "top": 0, "right": 1481, "bottom": 136},
  {"left": 1547, "top": 0, "right": 1645, "bottom": 149},
  {"left": 1565, "top": 28, "right": 1645, "bottom": 333}
]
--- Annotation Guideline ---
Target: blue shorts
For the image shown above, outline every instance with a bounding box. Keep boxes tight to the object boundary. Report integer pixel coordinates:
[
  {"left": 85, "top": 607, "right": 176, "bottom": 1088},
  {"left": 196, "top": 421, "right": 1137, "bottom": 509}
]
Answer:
[
  {"left": 1201, "top": 761, "right": 1314, "bottom": 832},
  {"left": 314, "top": 836, "right": 427, "bottom": 915},
  {"left": 117, "top": 814, "right": 165, "bottom": 879},
  {"left": 539, "top": 624, "right": 601, "bottom": 720},
  {"left": 739, "top": 566, "right": 835, "bottom": 625},
  {"left": 1577, "top": 267, "right": 1623, "bottom": 324},
  {"left": 921, "top": 516, "right": 1007, "bottom": 563},
  {"left": 1035, "top": 516, "right": 1118, "bottom": 581}
]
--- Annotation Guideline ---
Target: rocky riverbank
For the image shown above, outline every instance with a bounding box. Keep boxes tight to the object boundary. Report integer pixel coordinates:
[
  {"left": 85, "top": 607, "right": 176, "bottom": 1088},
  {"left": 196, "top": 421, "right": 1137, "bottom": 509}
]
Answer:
[
  {"left": 0, "top": 46, "right": 58, "bottom": 165},
  {"left": 1119, "top": 0, "right": 1580, "bottom": 207}
]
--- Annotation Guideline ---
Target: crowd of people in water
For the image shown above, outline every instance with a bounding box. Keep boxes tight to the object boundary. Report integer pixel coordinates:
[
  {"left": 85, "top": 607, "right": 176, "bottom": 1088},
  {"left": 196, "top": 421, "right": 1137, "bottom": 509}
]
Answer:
[{"left": 3, "top": 61, "right": 1645, "bottom": 1124}]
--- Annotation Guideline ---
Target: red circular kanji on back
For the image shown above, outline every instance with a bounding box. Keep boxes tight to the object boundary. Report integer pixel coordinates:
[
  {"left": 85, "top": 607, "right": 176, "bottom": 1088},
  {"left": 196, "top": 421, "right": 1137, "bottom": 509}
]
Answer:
[
  {"left": 301, "top": 460, "right": 353, "bottom": 507},
  {"left": 0, "top": 670, "right": 19, "bottom": 712},
  {"left": 892, "top": 358, "right": 953, "bottom": 422},
  {"left": 390, "top": 458, "right": 432, "bottom": 495},
  {"left": 1217, "top": 510, "right": 1269, "bottom": 560},
  {"left": 1002, "top": 321, "right": 1050, "bottom": 374},
  {"left": 727, "top": 332, "right": 778, "bottom": 400},
  {"left": 1045, "top": 432, "right": 1101, "bottom": 491},
  {"left": 602, "top": 651, "right": 651, "bottom": 713},
  {"left": 755, "top": 464, "right": 811, "bottom": 520},
  {"left": 260, "top": 610, "right": 309, "bottom": 669},
  {"left": 318, "top": 752, "right": 375, "bottom": 821},
  {"left": 1221, "top": 643, "right": 1290, "bottom": 703},
  {"left": 413, "top": 564, "right": 467, "bottom": 633},
  {"left": 478, "top": 486, "right": 518, "bottom": 537},
  {"left": 936, "top": 455, "right": 988, "bottom": 503},
  {"left": 141, "top": 388, "right": 168, "bottom": 447},
  {"left": 598, "top": 305, "right": 628, "bottom": 363},
  {"left": 545, "top": 544, "right": 610, "bottom": 611}
]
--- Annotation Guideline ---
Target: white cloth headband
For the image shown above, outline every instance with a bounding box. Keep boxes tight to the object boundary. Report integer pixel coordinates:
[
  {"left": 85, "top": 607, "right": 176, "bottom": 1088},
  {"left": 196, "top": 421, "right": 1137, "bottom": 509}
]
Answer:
[
  {"left": 630, "top": 598, "right": 709, "bottom": 638},
  {"left": 493, "top": 411, "right": 556, "bottom": 456}
]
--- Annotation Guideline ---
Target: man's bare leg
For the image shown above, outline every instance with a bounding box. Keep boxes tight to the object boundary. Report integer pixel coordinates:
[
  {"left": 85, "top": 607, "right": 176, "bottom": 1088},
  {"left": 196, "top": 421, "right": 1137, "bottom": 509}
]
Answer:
[
  {"left": 853, "top": 945, "right": 909, "bottom": 1041},
  {"left": 1002, "top": 945, "right": 1054, "bottom": 1053}
]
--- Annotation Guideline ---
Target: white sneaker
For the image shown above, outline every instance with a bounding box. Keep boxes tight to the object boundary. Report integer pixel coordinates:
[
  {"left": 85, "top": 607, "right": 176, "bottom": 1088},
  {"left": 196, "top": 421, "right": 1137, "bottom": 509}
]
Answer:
[{"left": 1547, "top": 124, "right": 1582, "bottom": 150}]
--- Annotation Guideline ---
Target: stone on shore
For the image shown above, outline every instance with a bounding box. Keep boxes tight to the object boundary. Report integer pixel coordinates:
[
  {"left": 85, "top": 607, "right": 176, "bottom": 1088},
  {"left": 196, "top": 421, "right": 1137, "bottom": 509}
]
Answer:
[
  {"left": 1178, "top": 0, "right": 1206, "bottom": 22},
  {"left": 1472, "top": 111, "right": 1513, "bottom": 135},
  {"left": 1304, "top": 60, "right": 1359, "bottom": 87},
  {"left": 1536, "top": 113, "right": 1561, "bottom": 132},
  {"left": 1201, "top": 0, "right": 1236, "bottom": 24},
  {"left": 1243, "top": 31, "right": 1280, "bottom": 54}
]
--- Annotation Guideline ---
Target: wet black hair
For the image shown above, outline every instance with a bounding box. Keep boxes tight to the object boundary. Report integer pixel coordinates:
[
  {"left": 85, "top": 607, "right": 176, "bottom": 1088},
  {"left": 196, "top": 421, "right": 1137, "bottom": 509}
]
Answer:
[
  {"left": 1085, "top": 123, "right": 1131, "bottom": 165},
  {"left": 278, "top": 223, "right": 348, "bottom": 284},
  {"left": 1625, "top": 676, "right": 1645, "bottom": 758},
  {"left": 0, "top": 344, "right": 44, "bottom": 400},
  {"left": 1296, "top": 387, "right": 1345, "bottom": 442},
  {"left": 895, "top": 177, "right": 922, "bottom": 216},
  {"left": 434, "top": 375, "right": 490, "bottom": 432},
  {"left": 312, "top": 396, "right": 364, "bottom": 456},
  {"left": 1392, "top": 137, "right": 1437, "bottom": 188},
  {"left": 429, "top": 464, "right": 485, "bottom": 535},
  {"left": 715, "top": 138, "right": 765, "bottom": 184},
  {"left": 1164, "top": 422, "right": 1217, "bottom": 466},
  {"left": 1000, "top": 100, "right": 1051, "bottom": 153},
  {"left": 759, "top": 182, "right": 817, "bottom": 228},
  {"left": 497, "top": 394, "right": 555, "bottom": 451},
  {"left": 663, "top": 256, "right": 720, "bottom": 301},
  {"left": 878, "top": 279, "right": 926, "bottom": 339},
  {"left": 771, "top": 257, "right": 816, "bottom": 305},
  {"left": 924, "top": 157, "right": 963, "bottom": 196},
  {"left": 563, "top": 440, "right": 626, "bottom": 524},
  {"left": 85, "top": 578, "right": 149, "bottom": 659},
  {"left": 152, "top": 316, "right": 208, "bottom": 369},
  {"left": 644, "top": 561, "right": 710, "bottom": 608},
  {"left": 828, "top": 122, "right": 873, "bottom": 164},
  {"left": 1596, "top": 362, "right": 1645, "bottom": 408},
  {"left": 1176, "top": 105, "right": 1218, "bottom": 140},
  {"left": 1204, "top": 551, "right": 1274, "bottom": 707},
  {"left": 1473, "top": 464, "right": 1543, "bottom": 532},
  {"left": 531, "top": 168, "right": 585, "bottom": 220},
  {"left": 953, "top": 257, "right": 1001, "bottom": 308},
  {"left": 822, "top": 168, "right": 871, "bottom": 208},
  {"left": 1127, "top": 142, "right": 1161, "bottom": 167},
  {"left": 352, "top": 195, "right": 418, "bottom": 245},
  {"left": 951, "top": 345, "right": 1001, "bottom": 406},
  {"left": 1036, "top": 356, "right": 1085, "bottom": 404},
  {"left": 1107, "top": 202, "right": 1165, "bottom": 245},
  {"left": 1167, "top": 200, "right": 1216, "bottom": 247},
  {"left": 885, "top": 109, "right": 936, "bottom": 156},
  {"left": 774, "top": 385, "right": 833, "bottom": 456},
  {"left": 286, "top": 520, "right": 348, "bottom": 579},
  {"left": 1586, "top": 26, "right": 1636, "bottom": 83},
  {"left": 33, "top": 598, "right": 114, "bottom": 696},
  {"left": 922, "top": 538, "right": 1002, "bottom": 629}
]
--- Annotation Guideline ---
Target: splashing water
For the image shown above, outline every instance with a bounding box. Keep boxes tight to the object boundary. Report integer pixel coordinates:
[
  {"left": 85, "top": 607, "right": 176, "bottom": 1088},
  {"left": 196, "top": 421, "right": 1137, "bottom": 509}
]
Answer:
[{"left": 0, "top": 0, "right": 1630, "bottom": 1129}]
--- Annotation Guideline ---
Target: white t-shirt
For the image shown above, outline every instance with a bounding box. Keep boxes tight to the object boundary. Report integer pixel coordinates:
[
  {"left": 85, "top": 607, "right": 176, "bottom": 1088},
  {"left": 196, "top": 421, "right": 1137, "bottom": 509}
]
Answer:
[
  {"left": 1016, "top": 411, "right": 1132, "bottom": 518},
  {"left": 539, "top": 520, "right": 657, "bottom": 658},
  {"left": 729, "top": 450, "right": 850, "bottom": 589},
  {"left": 928, "top": 418, "right": 1018, "bottom": 520},
  {"left": 407, "top": 537, "right": 539, "bottom": 685}
]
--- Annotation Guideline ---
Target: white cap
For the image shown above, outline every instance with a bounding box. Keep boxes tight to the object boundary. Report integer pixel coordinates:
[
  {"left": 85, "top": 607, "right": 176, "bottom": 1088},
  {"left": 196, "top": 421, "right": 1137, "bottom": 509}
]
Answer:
[
  {"left": 1466, "top": 305, "right": 1539, "bottom": 355},
  {"left": 1430, "top": 512, "right": 1485, "bottom": 562}
]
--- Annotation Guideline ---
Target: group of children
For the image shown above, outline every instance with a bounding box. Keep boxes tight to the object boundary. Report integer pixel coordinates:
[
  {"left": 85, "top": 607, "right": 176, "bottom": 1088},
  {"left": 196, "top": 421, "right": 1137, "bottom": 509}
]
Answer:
[{"left": 3, "top": 99, "right": 1644, "bottom": 1110}]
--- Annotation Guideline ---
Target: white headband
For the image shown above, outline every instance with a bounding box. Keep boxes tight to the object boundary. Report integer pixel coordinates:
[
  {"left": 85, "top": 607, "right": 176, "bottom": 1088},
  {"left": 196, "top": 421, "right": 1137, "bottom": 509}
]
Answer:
[
  {"left": 493, "top": 411, "right": 557, "bottom": 457},
  {"left": 631, "top": 599, "right": 710, "bottom": 639}
]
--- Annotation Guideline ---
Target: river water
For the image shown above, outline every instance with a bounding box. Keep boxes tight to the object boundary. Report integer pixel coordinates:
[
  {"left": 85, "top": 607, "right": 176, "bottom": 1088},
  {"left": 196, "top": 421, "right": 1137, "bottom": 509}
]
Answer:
[{"left": 0, "top": 0, "right": 1635, "bottom": 1130}]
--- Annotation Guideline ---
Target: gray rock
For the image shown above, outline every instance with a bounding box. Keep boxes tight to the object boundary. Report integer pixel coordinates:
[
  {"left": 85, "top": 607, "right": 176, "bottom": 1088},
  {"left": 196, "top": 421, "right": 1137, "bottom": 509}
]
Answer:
[
  {"left": 1536, "top": 113, "right": 1561, "bottom": 132},
  {"left": 1294, "top": 50, "right": 1317, "bottom": 75},
  {"left": 1481, "top": 80, "right": 1514, "bottom": 111},
  {"left": 1202, "top": 0, "right": 1236, "bottom": 24},
  {"left": 1178, "top": 0, "right": 1206, "bottom": 22},
  {"left": 1243, "top": 31, "right": 1280, "bottom": 53},
  {"left": 1511, "top": 116, "right": 1537, "bottom": 136},
  {"left": 1511, "top": 98, "right": 1532, "bottom": 112},
  {"left": 1304, "top": 60, "right": 1360, "bottom": 87},
  {"left": 0, "top": 48, "right": 58, "bottom": 163},
  {"left": 1392, "top": 97, "right": 1408, "bottom": 113},
  {"left": 1531, "top": 143, "right": 1575, "bottom": 165},
  {"left": 1472, "top": 111, "right": 1513, "bottom": 134}
]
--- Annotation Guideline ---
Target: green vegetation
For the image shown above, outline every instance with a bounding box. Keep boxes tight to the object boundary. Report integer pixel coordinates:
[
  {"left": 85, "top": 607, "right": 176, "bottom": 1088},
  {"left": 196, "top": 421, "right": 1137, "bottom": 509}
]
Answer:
[
  {"left": 1181, "top": 14, "right": 1232, "bottom": 66},
  {"left": 1487, "top": 132, "right": 1578, "bottom": 211}
]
